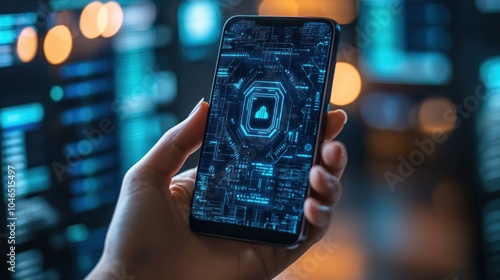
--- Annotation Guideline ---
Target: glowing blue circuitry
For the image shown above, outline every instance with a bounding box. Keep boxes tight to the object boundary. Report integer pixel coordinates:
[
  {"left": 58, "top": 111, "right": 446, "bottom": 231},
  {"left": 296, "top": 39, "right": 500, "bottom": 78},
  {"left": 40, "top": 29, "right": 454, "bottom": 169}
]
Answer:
[
  {"left": 240, "top": 81, "right": 285, "bottom": 139},
  {"left": 192, "top": 19, "right": 333, "bottom": 234}
]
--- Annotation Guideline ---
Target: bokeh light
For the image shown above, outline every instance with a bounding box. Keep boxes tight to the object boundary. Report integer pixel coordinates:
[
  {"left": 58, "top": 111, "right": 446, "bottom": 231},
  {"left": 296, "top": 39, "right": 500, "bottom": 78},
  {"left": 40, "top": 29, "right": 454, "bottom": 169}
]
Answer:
[
  {"left": 16, "top": 27, "right": 38, "bottom": 63},
  {"left": 259, "top": 0, "right": 357, "bottom": 23},
  {"left": 80, "top": 1, "right": 108, "bottom": 39},
  {"left": 50, "top": 86, "right": 64, "bottom": 102},
  {"left": 101, "top": 1, "right": 123, "bottom": 38},
  {"left": 417, "top": 97, "right": 457, "bottom": 133},
  {"left": 65, "top": 224, "right": 89, "bottom": 243},
  {"left": 44, "top": 25, "right": 73, "bottom": 65},
  {"left": 259, "top": 0, "right": 299, "bottom": 16},
  {"left": 296, "top": 0, "right": 358, "bottom": 24},
  {"left": 331, "top": 62, "right": 362, "bottom": 106},
  {"left": 178, "top": 0, "right": 221, "bottom": 47},
  {"left": 361, "top": 93, "right": 412, "bottom": 131}
]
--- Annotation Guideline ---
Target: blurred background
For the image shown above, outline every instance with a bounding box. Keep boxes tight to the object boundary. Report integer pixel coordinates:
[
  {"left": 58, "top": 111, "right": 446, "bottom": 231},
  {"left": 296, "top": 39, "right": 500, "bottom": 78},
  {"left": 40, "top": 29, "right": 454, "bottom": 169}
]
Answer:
[{"left": 0, "top": 0, "right": 499, "bottom": 279}]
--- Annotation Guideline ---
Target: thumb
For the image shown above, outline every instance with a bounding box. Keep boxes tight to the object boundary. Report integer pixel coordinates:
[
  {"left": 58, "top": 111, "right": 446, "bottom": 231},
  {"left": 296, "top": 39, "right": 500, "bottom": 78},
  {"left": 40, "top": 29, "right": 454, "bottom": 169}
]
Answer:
[{"left": 137, "top": 98, "right": 209, "bottom": 178}]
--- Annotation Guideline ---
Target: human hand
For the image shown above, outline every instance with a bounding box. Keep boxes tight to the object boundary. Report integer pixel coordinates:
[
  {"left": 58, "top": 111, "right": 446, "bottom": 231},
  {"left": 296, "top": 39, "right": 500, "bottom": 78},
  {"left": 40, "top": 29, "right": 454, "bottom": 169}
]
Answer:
[{"left": 87, "top": 99, "right": 348, "bottom": 280}]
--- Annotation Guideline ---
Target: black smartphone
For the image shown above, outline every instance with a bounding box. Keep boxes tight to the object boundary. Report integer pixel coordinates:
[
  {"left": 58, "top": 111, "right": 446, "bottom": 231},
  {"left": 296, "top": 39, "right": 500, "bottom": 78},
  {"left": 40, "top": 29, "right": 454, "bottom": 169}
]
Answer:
[{"left": 190, "top": 16, "right": 340, "bottom": 246}]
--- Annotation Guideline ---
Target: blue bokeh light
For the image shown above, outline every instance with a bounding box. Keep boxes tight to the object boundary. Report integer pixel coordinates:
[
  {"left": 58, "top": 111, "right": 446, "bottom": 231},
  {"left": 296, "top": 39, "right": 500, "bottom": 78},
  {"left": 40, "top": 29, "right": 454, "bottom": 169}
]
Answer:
[{"left": 178, "top": 0, "right": 221, "bottom": 47}]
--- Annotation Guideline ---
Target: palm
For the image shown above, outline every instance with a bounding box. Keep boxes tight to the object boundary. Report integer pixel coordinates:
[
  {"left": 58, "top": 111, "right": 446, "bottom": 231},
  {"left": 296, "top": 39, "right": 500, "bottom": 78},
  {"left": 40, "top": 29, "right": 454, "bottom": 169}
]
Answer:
[{"left": 104, "top": 168, "right": 290, "bottom": 280}]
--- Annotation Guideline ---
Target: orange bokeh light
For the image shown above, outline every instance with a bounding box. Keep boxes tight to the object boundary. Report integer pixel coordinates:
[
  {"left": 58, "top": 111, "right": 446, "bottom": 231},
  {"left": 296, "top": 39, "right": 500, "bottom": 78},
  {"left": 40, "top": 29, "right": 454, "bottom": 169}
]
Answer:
[
  {"left": 44, "top": 25, "right": 73, "bottom": 65},
  {"left": 80, "top": 1, "right": 108, "bottom": 39},
  {"left": 101, "top": 1, "right": 123, "bottom": 38},
  {"left": 331, "top": 62, "right": 362, "bottom": 106},
  {"left": 259, "top": 0, "right": 299, "bottom": 16},
  {"left": 297, "top": 0, "right": 358, "bottom": 24},
  {"left": 258, "top": 0, "right": 358, "bottom": 24},
  {"left": 417, "top": 97, "right": 457, "bottom": 133},
  {"left": 16, "top": 27, "right": 38, "bottom": 63}
]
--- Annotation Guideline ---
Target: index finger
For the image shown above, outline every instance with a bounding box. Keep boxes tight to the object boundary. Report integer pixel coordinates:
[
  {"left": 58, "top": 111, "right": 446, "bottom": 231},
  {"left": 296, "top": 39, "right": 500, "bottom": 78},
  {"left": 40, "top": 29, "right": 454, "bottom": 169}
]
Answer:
[
  {"left": 138, "top": 101, "right": 209, "bottom": 178},
  {"left": 324, "top": 109, "right": 347, "bottom": 141}
]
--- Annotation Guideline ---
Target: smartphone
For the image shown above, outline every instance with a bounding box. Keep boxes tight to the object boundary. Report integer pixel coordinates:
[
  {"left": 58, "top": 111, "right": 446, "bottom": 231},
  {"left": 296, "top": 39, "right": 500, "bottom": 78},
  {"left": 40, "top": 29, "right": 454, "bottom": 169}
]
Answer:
[{"left": 190, "top": 16, "right": 340, "bottom": 246}]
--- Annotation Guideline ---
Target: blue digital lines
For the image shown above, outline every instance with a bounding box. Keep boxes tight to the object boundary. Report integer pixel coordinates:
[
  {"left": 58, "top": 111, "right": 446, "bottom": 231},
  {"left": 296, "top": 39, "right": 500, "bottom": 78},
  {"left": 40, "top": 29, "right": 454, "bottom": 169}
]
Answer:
[{"left": 192, "top": 19, "right": 332, "bottom": 234}]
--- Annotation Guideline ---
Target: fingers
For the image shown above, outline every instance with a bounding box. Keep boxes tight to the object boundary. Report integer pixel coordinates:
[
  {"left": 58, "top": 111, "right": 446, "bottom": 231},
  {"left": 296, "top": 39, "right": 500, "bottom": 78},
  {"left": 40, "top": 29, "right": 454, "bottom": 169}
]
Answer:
[
  {"left": 295, "top": 143, "right": 344, "bottom": 252},
  {"left": 308, "top": 165, "right": 340, "bottom": 205},
  {"left": 301, "top": 110, "right": 346, "bottom": 229},
  {"left": 170, "top": 168, "right": 197, "bottom": 197},
  {"left": 323, "top": 109, "right": 347, "bottom": 141},
  {"left": 304, "top": 198, "right": 332, "bottom": 228},
  {"left": 137, "top": 100, "right": 209, "bottom": 178},
  {"left": 321, "top": 141, "right": 348, "bottom": 178},
  {"left": 285, "top": 165, "right": 342, "bottom": 262},
  {"left": 306, "top": 165, "right": 342, "bottom": 227}
]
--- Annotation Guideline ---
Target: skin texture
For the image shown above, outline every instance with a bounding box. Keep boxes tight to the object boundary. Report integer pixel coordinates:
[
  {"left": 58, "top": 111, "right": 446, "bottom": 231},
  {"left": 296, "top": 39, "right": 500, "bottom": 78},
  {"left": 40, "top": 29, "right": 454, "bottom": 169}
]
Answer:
[{"left": 86, "top": 100, "right": 348, "bottom": 280}]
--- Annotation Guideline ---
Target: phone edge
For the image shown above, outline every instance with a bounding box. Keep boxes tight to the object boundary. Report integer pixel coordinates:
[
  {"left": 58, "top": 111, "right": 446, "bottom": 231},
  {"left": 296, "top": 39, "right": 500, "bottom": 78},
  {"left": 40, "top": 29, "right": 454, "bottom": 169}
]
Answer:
[{"left": 189, "top": 16, "right": 342, "bottom": 248}]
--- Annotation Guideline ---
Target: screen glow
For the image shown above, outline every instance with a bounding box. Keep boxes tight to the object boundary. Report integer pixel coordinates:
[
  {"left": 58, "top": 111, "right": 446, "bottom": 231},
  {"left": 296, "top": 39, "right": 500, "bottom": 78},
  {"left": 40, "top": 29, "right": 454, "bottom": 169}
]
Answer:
[{"left": 192, "top": 19, "right": 334, "bottom": 234}]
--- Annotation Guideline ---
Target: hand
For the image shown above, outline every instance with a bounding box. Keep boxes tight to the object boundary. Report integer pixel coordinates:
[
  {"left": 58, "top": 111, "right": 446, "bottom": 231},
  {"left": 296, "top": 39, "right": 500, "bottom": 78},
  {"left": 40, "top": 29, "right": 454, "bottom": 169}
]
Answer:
[{"left": 87, "top": 100, "right": 348, "bottom": 280}]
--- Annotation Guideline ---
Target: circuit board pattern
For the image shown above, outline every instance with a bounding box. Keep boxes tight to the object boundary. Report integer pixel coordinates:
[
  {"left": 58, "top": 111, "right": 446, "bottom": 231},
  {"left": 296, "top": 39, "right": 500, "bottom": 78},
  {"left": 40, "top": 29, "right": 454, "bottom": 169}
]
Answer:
[{"left": 192, "top": 20, "right": 333, "bottom": 234}]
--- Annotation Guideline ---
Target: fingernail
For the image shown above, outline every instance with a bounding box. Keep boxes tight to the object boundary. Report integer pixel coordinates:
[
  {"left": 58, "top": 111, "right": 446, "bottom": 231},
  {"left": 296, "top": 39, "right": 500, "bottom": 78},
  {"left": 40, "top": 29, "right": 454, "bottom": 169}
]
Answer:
[
  {"left": 333, "top": 143, "right": 342, "bottom": 160},
  {"left": 189, "top": 98, "right": 204, "bottom": 117},
  {"left": 328, "top": 175, "right": 338, "bottom": 189},
  {"left": 316, "top": 203, "right": 331, "bottom": 213},
  {"left": 338, "top": 109, "right": 348, "bottom": 125},
  {"left": 312, "top": 165, "right": 322, "bottom": 177},
  {"left": 326, "top": 175, "right": 336, "bottom": 189},
  {"left": 321, "top": 167, "right": 336, "bottom": 189},
  {"left": 315, "top": 202, "right": 332, "bottom": 227}
]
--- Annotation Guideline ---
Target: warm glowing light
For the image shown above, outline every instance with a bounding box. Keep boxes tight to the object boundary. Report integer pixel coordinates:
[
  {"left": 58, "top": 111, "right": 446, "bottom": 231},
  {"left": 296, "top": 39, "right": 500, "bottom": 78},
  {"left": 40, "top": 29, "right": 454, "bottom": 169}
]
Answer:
[
  {"left": 259, "top": 0, "right": 357, "bottom": 23},
  {"left": 44, "top": 25, "right": 73, "bottom": 65},
  {"left": 277, "top": 219, "right": 365, "bottom": 279},
  {"left": 16, "top": 27, "right": 38, "bottom": 63},
  {"left": 102, "top": 1, "right": 123, "bottom": 38},
  {"left": 296, "top": 0, "right": 358, "bottom": 24},
  {"left": 259, "top": 0, "right": 299, "bottom": 16},
  {"left": 417, "top": 97, "right": 456, "bottom": 133},
  {"left": 331, "top": 62, "right": 362, "bottom": 106},
  {"left": 80, "top": 1, "right": 108, "bottom": 39}
]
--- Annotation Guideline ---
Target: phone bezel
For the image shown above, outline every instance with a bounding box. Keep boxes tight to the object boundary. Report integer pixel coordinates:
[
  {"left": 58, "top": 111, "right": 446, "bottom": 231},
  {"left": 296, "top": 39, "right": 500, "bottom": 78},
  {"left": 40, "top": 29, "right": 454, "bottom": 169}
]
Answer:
[{"left": 189, "top": 15, "right": 341, "bottom": 247}]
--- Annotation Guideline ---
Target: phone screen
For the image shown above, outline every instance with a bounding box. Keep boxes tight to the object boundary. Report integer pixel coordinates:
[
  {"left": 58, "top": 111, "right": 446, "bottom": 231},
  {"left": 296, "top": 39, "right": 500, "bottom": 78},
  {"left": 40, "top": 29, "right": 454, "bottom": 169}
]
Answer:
[{"left": 191, "top": 18, "right": 335, "bottom": 238}]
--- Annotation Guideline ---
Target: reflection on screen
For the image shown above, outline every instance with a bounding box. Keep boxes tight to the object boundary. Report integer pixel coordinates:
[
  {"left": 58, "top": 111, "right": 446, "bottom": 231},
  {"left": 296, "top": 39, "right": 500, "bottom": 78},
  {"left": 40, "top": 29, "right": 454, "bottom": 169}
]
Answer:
[{"left": 192, "top": 19, "right": 333, "bottom": 234}]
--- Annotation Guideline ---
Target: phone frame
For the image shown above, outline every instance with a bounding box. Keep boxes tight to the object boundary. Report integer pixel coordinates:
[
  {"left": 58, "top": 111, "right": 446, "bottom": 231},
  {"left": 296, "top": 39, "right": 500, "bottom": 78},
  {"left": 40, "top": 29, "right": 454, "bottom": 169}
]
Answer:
[{"left": 190, "top": 15, "right": 341, "bottom": 247}]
